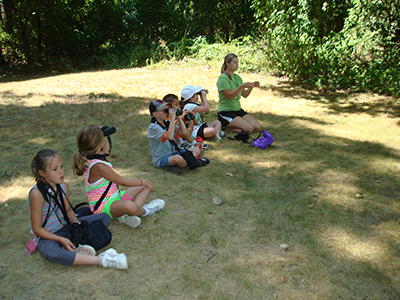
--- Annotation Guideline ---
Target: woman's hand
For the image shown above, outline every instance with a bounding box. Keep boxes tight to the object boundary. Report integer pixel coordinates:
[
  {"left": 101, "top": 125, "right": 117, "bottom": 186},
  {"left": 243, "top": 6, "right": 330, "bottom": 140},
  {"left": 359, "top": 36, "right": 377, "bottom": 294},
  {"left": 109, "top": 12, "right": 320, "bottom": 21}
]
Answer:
[{"left": 60, "top": 237, "right": 76, "bottom": 252}]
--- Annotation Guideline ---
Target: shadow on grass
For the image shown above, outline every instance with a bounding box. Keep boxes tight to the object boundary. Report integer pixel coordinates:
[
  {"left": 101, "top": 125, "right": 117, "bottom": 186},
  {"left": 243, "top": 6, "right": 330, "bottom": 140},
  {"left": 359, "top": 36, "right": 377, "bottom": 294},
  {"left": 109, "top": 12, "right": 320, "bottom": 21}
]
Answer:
[
  {"left": 1, "top": 90, "right": 400, "bottom": 298},
  {"left": 260, "top": 81, "right": 400, "bottom": 119}
]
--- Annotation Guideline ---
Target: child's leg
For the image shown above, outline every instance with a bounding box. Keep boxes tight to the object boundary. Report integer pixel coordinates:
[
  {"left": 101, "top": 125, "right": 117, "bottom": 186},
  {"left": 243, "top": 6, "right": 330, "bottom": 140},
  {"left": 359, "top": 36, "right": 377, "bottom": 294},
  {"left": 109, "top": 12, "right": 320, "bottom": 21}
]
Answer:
[
  {"left": 123, "top": 186, "right": 151, "bottom": 207},
  {"left": 109, "top": 185, "right": 155, "bottom": 218},
  {"left": 202, "top": 127, "right": 217, "bottom": 138},
  {"left": 110, "top": 199, "right": 146, "bottom": 218},
  {"left": 168, "top": 154, "right": 188, "bottom": 168},
  {"left": 207, "top": 120, "right": 222, "bottom": 137},
  {"left": 72, "top": 254, "right": 100, "bottom": 266},
  {"left": 37, "top": 227, "right": 76, "bottom": 266},
  {"left": 189, "top": 146, "right": 200, "bottom": 158}
]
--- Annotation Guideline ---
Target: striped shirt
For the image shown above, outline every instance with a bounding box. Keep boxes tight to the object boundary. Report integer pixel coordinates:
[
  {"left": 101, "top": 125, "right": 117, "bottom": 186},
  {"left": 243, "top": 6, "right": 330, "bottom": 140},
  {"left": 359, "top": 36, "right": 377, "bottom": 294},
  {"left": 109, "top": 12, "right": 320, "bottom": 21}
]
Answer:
[
  {"left": 85, "top": 159, "right": 119, "bottom": 213},
  {"left": 27, "top": 183, "right": 67, "bottom": 238}
]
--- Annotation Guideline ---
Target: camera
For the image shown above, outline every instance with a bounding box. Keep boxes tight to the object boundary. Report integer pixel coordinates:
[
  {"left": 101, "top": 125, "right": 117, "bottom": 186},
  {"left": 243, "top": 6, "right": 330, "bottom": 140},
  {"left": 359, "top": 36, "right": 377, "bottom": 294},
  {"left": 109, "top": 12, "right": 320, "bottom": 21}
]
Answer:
[
  {"left": 101, "top": 126, "right": 116, "bottom": 137},
  {"left": 185, "top": 113, "right": 195, "bottom": 121},
  {"left": 197, "top": 89, "right": 208, "bottom": 96}
]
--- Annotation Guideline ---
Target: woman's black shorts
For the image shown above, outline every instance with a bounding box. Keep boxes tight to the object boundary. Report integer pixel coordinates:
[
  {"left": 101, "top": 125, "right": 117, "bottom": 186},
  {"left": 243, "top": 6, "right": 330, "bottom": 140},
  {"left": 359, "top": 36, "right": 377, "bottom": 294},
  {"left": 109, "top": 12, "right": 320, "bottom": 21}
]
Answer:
[{"left": 217, "top": 109, "right": 248, "bottom": 127}]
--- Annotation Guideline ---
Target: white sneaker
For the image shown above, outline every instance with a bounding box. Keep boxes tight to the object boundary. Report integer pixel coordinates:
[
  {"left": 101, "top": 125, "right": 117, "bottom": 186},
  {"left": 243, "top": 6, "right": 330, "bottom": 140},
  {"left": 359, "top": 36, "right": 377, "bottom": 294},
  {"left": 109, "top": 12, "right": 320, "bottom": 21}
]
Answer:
[
  {"left": 76, "top": 244, "right": 96, "bottom": 256},
  {"left": 142, "top": 199, "right": 165, "bottom": 216},
  {"left": 99, "top": 248, "right": 128, "bottom": 269},
  {"left": 118, "top": 215, "right": 141, "bottom": 228},
  {"left": 220, "top": 131, "right": 225, "bottom": 137},
  {"left": 101, "top": 248, "right": 117, "bottom": 256}
]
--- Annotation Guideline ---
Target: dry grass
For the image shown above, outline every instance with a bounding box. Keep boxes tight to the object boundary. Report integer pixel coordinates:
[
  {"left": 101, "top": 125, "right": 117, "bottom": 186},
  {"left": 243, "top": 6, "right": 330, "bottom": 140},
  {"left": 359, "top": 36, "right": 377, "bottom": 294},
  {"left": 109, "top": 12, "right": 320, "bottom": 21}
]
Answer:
[{"left": 1, "top": 63, "right": 400, "bottom": 299}]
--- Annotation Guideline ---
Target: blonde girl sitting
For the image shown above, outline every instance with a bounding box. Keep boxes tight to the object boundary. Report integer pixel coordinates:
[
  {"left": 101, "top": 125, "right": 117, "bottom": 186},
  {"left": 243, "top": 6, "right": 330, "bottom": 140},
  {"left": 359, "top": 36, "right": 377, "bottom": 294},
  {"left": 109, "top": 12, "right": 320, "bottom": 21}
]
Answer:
[{"left": 73, "top": 125, "right": 164, "bottom": 229}]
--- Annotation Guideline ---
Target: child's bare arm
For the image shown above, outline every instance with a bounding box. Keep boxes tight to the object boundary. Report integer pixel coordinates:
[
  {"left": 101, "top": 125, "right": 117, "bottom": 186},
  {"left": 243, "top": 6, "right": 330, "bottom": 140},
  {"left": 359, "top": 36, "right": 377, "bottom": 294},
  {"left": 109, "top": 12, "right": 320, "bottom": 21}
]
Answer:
[
  {"left": 29, "top": 188, "right": 76, "bottom": 251},
  {"left": 91, "top": 163, "right": 153, "bottom": 190}
]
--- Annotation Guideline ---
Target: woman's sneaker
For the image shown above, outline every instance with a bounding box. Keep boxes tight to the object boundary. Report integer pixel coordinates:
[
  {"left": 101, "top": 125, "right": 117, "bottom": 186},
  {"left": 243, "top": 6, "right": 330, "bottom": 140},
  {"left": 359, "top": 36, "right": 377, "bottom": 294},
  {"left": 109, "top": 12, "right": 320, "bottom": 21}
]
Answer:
[
  {"left": 118, "top": 215, "right": 141, "bottom": 228},
  {"left": 142, "top": 199, "right": 165, "bottom": 216},
  {"left": 76, "top": 244, "right": 96, "bottom": 256},
  {"left": 99, "top": 248, "right": 128, "bottom": 269}
]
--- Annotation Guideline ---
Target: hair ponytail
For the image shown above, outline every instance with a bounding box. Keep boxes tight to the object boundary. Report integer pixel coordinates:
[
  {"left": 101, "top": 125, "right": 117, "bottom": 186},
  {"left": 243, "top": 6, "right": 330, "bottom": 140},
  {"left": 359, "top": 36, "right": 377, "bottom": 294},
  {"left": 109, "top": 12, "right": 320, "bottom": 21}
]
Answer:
[
  {"left": 72, "top": 125, "right": 103, "bottom": 176},
  {"left": 73, "top": 152, "right": 86, "bottom": 176},
  {"left": 221, "top": 53, "right": 238, "bottom": 74}
]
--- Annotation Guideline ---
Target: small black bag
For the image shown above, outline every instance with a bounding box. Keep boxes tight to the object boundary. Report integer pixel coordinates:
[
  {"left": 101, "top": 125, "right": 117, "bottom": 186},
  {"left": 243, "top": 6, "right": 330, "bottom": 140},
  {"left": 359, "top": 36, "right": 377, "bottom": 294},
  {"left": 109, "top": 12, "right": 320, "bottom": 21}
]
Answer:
[
  {"left": 87, "top": 220, "right": 112, "bottom": 250},
  {"left": 70, "top": 220, "right": 112, "bottom": 251},
  {"left": 179, "top": 149, "right": 200, "bottom": 169},
  {"left": 229, "top": 131, "right": 250, "bottom": 143},
  {"left": 73, "top": 203, "right": 92, "bottom": 217}
]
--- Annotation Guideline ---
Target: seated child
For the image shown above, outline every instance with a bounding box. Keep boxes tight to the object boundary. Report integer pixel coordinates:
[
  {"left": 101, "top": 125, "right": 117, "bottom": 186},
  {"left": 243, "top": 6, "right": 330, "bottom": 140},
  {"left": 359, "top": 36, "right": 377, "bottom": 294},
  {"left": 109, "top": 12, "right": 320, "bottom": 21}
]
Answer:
[
  {"left": 163, "top": 93, "right": 197, "bottom": 148},
  {"left": 73, "top": 125, "right": 164, "bottom": 229},
  {"left": 148, "top": 99, "right": 210, "bottom": 175},
  {"left": 28, "top": 149, "right": 127, "bottom": 269},
  {"left": 180, "top": 85, "right": 224, "bottom": 141}
]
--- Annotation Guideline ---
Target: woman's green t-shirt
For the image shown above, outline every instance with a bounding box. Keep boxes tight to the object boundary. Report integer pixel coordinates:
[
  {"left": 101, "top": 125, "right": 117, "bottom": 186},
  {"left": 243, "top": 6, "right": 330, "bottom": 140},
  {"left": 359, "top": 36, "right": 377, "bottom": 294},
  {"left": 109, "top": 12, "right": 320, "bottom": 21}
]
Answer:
[{"left": 216, "top": 73, "right": 243, "bottom": 112}]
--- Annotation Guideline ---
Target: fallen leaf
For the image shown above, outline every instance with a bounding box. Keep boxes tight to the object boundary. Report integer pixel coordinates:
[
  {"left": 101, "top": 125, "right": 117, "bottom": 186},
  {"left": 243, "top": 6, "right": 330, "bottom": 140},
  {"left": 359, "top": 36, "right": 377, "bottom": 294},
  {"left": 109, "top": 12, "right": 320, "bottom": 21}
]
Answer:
[
  {"left": 281, "top": 276, "right": 288, "bottom": 283},
  {"left": 312, "top": 193, "right": 318, "bottom": 197},
  {"left": 308, "top": 203, "right": 314, "bottom": 209},
  {"left": 396, "top": 219, "right": 400, "bottom": 225},
  {"left": 280, "top": 244, "right": 289, "bottom": 251},
  {"left": 226, "top": 173, "right": 233, "bottom": 177},
  {"left": 294, "top": 256, "right": 300, "bottom": 259},
  {"left": 343, "top": 144, "right": 349, "bottom": 147},
  {"left": 159, "top": 267, "right": 166, "bottom": 275},
  {"left": 376, "top": 180, "right": 382, "bottom": 183},
  {"left": 356, "top": 193, "right": 364, "bottom": 198},
  {"left": 144, "top": 168, "right": 150, "bottom": 172}
]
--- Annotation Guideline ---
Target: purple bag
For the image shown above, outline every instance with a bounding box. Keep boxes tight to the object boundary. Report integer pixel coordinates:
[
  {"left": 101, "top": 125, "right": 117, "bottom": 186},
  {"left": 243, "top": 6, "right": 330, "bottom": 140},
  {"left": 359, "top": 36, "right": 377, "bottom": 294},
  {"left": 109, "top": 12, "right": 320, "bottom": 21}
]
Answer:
[{"left": 251, "top": 130, "right": 274, "bottom": 149}]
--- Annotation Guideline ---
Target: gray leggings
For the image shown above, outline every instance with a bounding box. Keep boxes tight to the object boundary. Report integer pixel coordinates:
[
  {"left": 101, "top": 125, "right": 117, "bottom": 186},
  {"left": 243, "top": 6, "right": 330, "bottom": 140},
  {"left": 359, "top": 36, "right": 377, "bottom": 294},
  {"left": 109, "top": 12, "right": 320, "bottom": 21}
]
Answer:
[{"left": 37, "top": 213, "right": 111, "bottom": 266}]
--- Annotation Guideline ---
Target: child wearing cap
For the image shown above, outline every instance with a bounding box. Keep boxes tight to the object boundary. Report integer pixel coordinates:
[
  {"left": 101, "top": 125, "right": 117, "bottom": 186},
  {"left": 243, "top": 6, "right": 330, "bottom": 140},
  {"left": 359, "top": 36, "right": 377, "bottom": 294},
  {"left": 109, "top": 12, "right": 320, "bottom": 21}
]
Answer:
[
  {"left": 162, "top": 93, "right": 197, "bottom": 148},
  {"left": 148, "top": 99, "right": 210, "bottom": 175},
  {"left": 180, "top": 85, "right": 223, "bottom": 142}
]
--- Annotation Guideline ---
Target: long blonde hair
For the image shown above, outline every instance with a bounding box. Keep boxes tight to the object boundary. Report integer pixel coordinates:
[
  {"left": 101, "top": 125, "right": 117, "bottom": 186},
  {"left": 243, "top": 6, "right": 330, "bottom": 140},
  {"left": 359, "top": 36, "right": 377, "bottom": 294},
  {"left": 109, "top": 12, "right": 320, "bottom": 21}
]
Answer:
[
  {"left": 221, "top": 53, "right": 238, "bottom": 74},
  {"left": 73, "top": 125, "right": 103, "bottom": 176}
]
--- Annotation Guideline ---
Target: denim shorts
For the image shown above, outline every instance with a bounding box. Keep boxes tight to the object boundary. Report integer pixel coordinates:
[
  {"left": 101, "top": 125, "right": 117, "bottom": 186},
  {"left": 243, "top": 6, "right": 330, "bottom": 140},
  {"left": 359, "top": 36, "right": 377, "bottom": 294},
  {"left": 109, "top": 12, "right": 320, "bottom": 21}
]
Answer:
[{"left": 160, "top": 151, "right": 186, "bottom": 168}]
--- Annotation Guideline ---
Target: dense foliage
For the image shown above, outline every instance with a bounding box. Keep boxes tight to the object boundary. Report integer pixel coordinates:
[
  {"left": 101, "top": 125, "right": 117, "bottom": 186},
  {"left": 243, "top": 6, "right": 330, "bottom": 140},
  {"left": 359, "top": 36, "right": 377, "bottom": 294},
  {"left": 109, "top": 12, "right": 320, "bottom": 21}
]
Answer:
[{"left": 0, "top": 0, "right": 399, "bottom": 96}]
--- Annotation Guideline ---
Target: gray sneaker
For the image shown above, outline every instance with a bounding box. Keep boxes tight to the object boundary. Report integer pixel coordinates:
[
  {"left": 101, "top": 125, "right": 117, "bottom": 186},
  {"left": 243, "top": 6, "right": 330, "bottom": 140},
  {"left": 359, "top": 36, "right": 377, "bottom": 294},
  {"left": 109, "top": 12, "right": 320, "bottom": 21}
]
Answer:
[
  {"left": 118, "top": 215, "right": 141, "bottom": 228},
  {"left": 142, "top": 199, "right": 165, "bottom": 216}
]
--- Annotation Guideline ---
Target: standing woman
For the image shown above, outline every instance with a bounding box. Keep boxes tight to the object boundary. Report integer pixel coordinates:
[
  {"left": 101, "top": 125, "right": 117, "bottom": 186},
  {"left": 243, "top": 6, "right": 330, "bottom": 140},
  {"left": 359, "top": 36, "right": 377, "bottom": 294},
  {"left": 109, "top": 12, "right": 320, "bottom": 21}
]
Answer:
[{"left": 216, "top": 53, "right": 262, "bottom": 133}]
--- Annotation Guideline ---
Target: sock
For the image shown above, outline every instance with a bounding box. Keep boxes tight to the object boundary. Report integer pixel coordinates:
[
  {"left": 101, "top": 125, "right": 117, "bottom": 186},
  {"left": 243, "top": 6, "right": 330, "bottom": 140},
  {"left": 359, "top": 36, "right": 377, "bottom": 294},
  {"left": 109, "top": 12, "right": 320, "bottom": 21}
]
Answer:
[{"left": 99, "top": 256, "right": 104, "bottom": 266}]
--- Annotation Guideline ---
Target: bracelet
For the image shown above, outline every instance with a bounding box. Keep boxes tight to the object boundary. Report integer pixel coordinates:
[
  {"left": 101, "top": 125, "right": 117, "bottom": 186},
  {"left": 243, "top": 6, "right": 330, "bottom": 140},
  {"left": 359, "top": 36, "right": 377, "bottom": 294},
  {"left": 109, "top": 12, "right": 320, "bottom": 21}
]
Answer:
[{"left": 140, "top": 180, "right": 143, "bottom": 186}]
